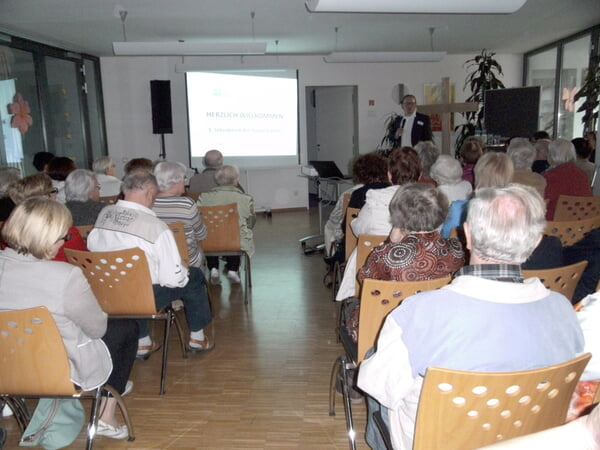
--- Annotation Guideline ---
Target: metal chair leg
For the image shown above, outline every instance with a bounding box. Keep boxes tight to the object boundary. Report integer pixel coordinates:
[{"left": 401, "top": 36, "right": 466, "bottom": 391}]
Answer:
[
  {"left": 340, "top": 356, "right": 357, "bottom": 450},
  {"left": 159, "top": 311, "right": 172, "bottom": 395},
  {"left": 102, "top": 385, "right": 135, "bottom": 442},
  {"left": 85, "top": 387, "right": 102, "bottom": 450},
  {"left": 170, "top": 307, "right": 188, "bottom": 359},
  {"left": 329, "top": 355, "right": 342, "bottom": 416}
]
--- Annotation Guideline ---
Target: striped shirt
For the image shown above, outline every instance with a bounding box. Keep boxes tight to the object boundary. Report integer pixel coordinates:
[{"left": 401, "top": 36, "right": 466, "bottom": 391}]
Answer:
[{"left": 152, "top": 196, "right": 207, "bottom": 267}]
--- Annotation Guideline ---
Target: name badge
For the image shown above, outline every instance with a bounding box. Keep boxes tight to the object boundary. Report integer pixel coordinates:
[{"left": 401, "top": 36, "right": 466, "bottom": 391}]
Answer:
[{"left": 417, "top": 121, "right": 424, "bottom": 126}]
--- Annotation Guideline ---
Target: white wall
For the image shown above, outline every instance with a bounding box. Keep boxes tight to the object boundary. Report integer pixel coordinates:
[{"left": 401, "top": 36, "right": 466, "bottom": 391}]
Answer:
[{"left": 100, "top": 53, "right": 523, "bottom": 209}]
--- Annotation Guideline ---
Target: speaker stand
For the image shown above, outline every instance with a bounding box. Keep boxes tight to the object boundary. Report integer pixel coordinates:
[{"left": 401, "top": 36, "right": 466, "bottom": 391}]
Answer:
[{"left": 159, "top": 133, "right": 166, "bottom": 159}]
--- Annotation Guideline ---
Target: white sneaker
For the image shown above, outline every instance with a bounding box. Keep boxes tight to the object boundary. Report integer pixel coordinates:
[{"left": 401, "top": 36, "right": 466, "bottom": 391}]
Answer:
[
  {"left": 227, "top": 270, "right": 241, "bottom": 284},
  {"left": 210, "top": 268, "right": 221, "bottom": 285},
  {"left": 2, "top": 402, "right": 13, "bottom": 417},
  {"left": 96, "top": 420, "right": 129, "bottom": 440},
  {"left": 122, "top": 380, "right": 133, "bottom": 397}
]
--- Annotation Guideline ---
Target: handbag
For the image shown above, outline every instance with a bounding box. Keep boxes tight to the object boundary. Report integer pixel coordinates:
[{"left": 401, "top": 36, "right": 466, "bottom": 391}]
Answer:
[{"left": 20, "top": 398, "right": 85, "bottom": 449}]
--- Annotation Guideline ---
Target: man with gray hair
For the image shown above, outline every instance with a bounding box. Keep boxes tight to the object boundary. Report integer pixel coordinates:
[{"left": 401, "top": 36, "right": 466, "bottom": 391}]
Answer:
[
  {"left": 188, "top": 149, "right": 223, "bottom": 194},
  {"left": 358, "top": 184, "right": 584, "bottom": 450},
  {"left": 507, "top": 137, "right": 546, "bottom": 198},
  {"left": 88, "top": 169, "right": 213, "bottom": 355},
  {"left": 65, "top": 169, "right": 105, "bottom": 225},
  {"left": 543, "top": 138, "right": 592, "bottom": 219}
]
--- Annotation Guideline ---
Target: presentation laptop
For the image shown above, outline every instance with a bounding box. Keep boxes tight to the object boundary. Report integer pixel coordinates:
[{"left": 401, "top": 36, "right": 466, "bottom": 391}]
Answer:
[{"left": 309, "top": 161, "right": 352, "bottom": 179}]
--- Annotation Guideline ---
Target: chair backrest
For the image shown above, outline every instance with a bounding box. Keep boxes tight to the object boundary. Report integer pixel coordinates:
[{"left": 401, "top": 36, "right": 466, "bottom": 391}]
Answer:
[
  {"left": 344, "top": 207, "right": 361, "bottom": 258},
  {"left": 544, "top": 216, "right": 600, "bottom": 246},
  {"left": 413, "top": 353, "right": 592, "bottom": 450},
  {"left": 0, "top": 306, "right": 77, "bottom": 395},
  {"left": 64, "top": 247, "right": 157, "bottom": 315},
  {"left": 186, "top": 191, "right": 200, "bottom": 202},
  {"left": 167, "top": 221, "right": 190, "bottom": 267},
  {"left": 354, "top": 234, "right": 388, "bottom": 294},
  {"left": 75, "top": 224, "right": 94, "bottom": 242},
  {"left": 357, "top": 277, "right": 451, "bottom": 364},
  {"left": 198, "top": 203, "right": 242, "bottom": 252},
  {"left": 553, "top": 195, "right": 600, "bottom": 221},
  {"left": 99, "top": 195, "right": 119, "bottom": 204},
  {"left": 523, "top": 260, "right": 588, "bottom": 302}
]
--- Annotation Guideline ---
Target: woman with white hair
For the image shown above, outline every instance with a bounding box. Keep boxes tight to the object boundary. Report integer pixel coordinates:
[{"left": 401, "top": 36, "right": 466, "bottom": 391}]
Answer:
[
  {"left": 152, "top": 161, "right": 207, "bottom": 269},
  {"left": 507, "top": 138, "right": 546, "bottom": 198},
  {"left": 0, "top": 166, "right": 21, "bottom": 220},
  {"left": 65, "top": 169, "right": 106, "bottom": 225},
  {"left": 414, "top": 141, "right": 440, "bottom": 185},
  {"left": 430, "top": 155, "right": 472, "bottom": 204},
  {"left": 542, "top": 139, "right": 593, "bottom": 220},
  {"left": 93, "top": 156, "right": 122, "bottom": 197}
]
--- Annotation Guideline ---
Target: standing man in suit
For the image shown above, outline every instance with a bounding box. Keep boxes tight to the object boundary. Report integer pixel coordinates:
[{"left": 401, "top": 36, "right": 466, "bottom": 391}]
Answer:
[{"left": 389, "top": 94, "right": 433, "bottom": 148}]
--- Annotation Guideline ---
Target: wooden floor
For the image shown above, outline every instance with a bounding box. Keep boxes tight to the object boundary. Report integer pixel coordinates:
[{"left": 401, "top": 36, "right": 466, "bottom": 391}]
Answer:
[{"left": 2, "top": 208, "right": 368, "bottom": 449}]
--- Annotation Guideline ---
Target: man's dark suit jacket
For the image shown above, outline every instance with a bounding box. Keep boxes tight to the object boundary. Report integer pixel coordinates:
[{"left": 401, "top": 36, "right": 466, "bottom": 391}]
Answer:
[{"left": 388, "top": 112, "right": 433, "bottom": 147}]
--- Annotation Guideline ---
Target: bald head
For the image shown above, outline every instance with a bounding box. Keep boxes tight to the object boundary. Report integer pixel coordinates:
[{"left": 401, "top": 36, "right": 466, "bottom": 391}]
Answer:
[{"left": 204, "top": 150, "right": 223, "bottom": 169}]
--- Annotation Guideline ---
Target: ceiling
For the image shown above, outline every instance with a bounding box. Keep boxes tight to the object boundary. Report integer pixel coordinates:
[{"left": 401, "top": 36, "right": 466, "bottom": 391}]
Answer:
[{"left": 0, "top": 0, "right": 599, "bottom": 57}]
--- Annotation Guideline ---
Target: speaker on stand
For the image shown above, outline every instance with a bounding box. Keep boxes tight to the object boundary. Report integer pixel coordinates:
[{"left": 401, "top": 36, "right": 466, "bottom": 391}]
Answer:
[{"left": 150, "top": 80, "right": 173, "bottom": 159}]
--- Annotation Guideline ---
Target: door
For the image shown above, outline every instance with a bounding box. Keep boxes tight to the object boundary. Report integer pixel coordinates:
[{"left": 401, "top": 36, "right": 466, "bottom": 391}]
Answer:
[{"left": 306, "top": 86, "right": 358, "bottom": 176}]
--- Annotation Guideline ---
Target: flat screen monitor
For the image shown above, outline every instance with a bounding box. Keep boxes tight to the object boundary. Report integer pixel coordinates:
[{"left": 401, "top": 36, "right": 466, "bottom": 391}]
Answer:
[{"left": 484, "top": 87, "right": 540, "bottom": 137}]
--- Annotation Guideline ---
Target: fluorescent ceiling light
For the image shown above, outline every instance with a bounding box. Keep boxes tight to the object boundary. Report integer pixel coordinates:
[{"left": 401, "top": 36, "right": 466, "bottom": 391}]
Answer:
[
  {"left": 323, "top": 51, "right": 446, "bottom": 63},
  {"left": 112, "top": 41, "right": 267, "bottom": 56},
  {"left": 306, "top": 0, "right": 527, "bottom": 14}
]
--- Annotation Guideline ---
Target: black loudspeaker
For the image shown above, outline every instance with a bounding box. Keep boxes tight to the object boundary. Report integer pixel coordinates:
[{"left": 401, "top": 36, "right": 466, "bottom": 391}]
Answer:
[{"left": 150, "top": 80, "right": 173, "bottom": 134}]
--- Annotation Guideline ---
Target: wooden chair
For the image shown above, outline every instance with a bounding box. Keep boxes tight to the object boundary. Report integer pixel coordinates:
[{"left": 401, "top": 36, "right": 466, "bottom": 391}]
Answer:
[
  {"left": 198, "top": 203, "right": 252, "bottom": 304},
  {"left": 329, "top": 277, "right": 451, "bottom": 450},
  {"left": 0, "top": 306, "right": 135, "bottom": 448},
  {"left": 64, "top": 248, "right": 187, "bottom": 395},
  {"left": 331, "top": 207, "right": 361, "bottom": 302},
  {"left": 186, "top": 191, "right": 200, "bottom": 202},
  {"left": 354, "top": 234, "right": 388, "bottom": 295},
  {"left": 167, "top": 221, "right": 190, "bottom": 267},
  {"left": 75, "top": 224, "right": 94, "bottom": 242},
  {"left": 98, "top": 195, "right": 119, "bottom": 204},
  {"left": 523, "top": 260, "right": 588, "bottom": 302},
  {"left": 553, "top": 195, "right": 600, "bottom": 221},
  {"left": 411, "top": 353, "right": 592, "bottom": 450},
  {"left": 544, "top": 216, "right": 600, "bottom": 246}
]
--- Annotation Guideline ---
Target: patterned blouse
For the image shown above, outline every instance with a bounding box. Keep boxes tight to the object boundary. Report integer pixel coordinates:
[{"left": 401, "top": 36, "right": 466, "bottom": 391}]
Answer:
[{"left": 358, "top": 231, "right": 464, "bottom": 283}]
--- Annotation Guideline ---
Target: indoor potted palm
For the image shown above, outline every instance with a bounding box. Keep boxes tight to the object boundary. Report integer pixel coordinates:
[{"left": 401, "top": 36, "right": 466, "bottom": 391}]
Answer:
[
  {"left": 574, "top": 55, "right": 600, "bottom": 134},
  {"left": 455, "top": 49, "right": 505, "bottom": 150}
]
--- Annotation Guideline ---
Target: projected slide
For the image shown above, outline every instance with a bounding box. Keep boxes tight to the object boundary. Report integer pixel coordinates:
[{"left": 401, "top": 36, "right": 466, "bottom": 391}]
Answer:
[{"left": 186, "top": 71, "right": 298, "bottom": 167}]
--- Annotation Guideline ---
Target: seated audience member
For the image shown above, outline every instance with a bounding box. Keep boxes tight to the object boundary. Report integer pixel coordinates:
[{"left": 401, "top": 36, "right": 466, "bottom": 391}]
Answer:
[
  {"left": 430, "top": 155, "right": 472, "bottom": 204},
  {"left": 413, "top": 141, "right": 439, "bottom": 185},
  {"left": 532, "top": 138, "right": 551, "bottom": 174},
  {"left": 88, "top": 170, "right": 213, "bottom": 354},
  {"left": 0, "top": 198, "right": 137, "bottom": 439},
  {"left": 584, "top": 131, "right": 596, "bottom": 164},
  {"left": 459, "top": 136, "right": 484, "bottom": 187},
  {"left": 46, "top": 156, "right": 76, "bottom": 203},
  {"left": 7, "top": 173, "right": 87, "bottom": 261},
  {"left": 507, "top": 137, "right": 547, "bottom": 198},
  {"left": 341, "top": 183, "right": 464, "bottom": 359},
  {"left": 32, "top": 151, "right": 54, "bottom": 173},
  {"left": 201, "top": 165, "right": 255, "bottom": 285},
  {"left": 124, "top": 158, "right": 154, "bottom": 174},
  {"left": 0, "top": 167, "right": 21, "bottom": 221},
  {"left": 323, "top": 153, "right": 380, "bottom": 258},
  {"left": 543, "top": 139, "right": 593, "bottom": 220},
  {"left": 572, "top": 137, "right": 595, "bottom": 184},
  {"left": 336, "top": 147, "right": 421, "bottom": 301},
  {"left": 357, "top": 184, "right": 584, "bottom": 450},
  {"left": 189, "top": 149, "right": 223, "bottom": 194},
  {"left": 563, "top": 228, "right": 600, "bottom": 303},
  {"left": 65, "top": 169, "right": 106, "bottom": 226},
  {"left": 439, "top": 151, "right": 514, "bottom": 238},
  {"left": 152, "top": 161, "right": 207, "bottom": 268},
  {"left": 531, "top": 130, "right": 551, "bottom": 142},
  {"left": 93, "top": 156, "right": 122, "bottom": 197}
]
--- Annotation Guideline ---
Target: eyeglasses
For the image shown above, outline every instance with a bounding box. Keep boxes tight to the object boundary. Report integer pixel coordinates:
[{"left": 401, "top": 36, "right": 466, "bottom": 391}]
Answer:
[
  {"left": 95, "top": 184, "right": 101, "bottom": 190},
  {"left": 56, "top": 233, "right": 72, "bottom": 243},
  {"left": 47, "top": 188, "right": 59, "bottom": 195}
]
